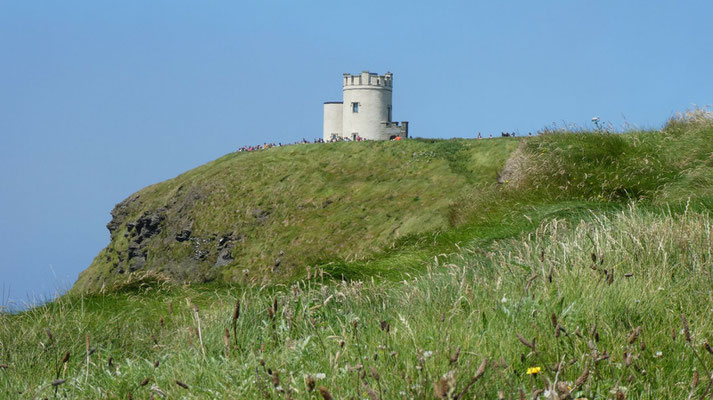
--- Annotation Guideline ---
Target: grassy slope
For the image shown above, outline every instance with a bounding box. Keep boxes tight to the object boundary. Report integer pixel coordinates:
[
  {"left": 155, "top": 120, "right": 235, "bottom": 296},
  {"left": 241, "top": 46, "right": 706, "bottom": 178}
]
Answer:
[
  {"left": 74, "top": 138, "right": 519, "bottom": 292},
  {"left": 3, "top": 116, "right": 713, "bottom": 398}
]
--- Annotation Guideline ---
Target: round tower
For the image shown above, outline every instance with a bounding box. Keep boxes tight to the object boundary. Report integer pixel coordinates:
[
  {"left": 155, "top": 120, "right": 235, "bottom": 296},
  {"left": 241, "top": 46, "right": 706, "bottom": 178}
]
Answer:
[
  {"left": 323, "top": 102, "right": 343, "bottom": 141},
  {"left": 341, "top": 71, "right": 393, "bottom": 141}
]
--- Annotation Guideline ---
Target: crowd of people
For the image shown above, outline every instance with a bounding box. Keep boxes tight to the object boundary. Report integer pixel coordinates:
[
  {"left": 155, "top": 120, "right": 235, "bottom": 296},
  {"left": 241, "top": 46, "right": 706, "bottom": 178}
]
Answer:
[
  {"left": 237, "top": 130, "right": 535, "bottom": 153},
  {"left": 476, "top": 131, "right": 534, "bottom": 138},
  {"left": 237, "top": 138, "right": 326, "bottom": 153},
  {"left": 236, "top": 135, "right": 377, "bottom": 153},
  {"left": 326, "top": 135, "right": 366, "bottom": 142}
]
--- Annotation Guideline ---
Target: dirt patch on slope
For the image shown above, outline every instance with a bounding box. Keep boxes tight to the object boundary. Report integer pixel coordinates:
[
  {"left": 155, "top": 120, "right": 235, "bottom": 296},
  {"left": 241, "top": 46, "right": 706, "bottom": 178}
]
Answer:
[{"left": 497, "top": 142, "right": 537, "bottom": 189}]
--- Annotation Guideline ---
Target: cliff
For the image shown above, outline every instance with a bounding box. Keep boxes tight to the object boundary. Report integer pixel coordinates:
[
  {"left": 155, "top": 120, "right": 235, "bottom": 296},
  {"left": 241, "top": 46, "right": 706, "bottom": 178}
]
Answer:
[
  {"left": 73, "top": 139, "right": 518, "bottom": 292},
  {"left": 73, "top": 117, "right": 713, "bottom": 293}
]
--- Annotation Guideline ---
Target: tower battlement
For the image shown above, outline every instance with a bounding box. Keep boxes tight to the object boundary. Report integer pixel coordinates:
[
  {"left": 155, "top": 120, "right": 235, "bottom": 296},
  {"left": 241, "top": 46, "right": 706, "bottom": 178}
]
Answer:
[{"left": 343, "top": 71, "right": 393, "bottom": 89}]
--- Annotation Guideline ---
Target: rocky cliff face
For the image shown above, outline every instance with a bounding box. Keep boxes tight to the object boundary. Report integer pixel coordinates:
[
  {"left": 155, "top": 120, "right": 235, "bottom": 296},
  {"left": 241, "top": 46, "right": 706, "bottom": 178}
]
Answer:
[
  {"left": 77, "top": 183, "right": 248, "bottom": 292},
  {"left": 116, "top": 207, "right": 165, "bottom": 273}
]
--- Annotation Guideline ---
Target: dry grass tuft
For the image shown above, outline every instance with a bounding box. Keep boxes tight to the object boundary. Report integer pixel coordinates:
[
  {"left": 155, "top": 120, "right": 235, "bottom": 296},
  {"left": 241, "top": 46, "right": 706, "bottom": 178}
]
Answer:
[{"left": 664, "top": 105, "right": 713, "bottom": 131}]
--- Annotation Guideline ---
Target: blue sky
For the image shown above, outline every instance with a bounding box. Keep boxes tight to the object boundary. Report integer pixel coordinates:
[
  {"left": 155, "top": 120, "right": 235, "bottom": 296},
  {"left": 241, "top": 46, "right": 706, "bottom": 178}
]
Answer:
[{"left": 1, "top": 1, "right": 711, "bottom": 309}]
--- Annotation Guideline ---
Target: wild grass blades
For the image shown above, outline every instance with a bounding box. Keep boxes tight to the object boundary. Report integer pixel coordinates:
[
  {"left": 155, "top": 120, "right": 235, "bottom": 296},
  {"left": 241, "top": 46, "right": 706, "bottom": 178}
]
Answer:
[
  {"left": 697, "top": 371, "right": 713, "bottom": 399},
  {"left": 232, "top": 299, "right": 240, "bottom": 347},
  {"left": 686, "top": 371, "right": 700, "bottom": 400},
  {"left": 681, "top": 313, "right": 711, "bottom": 381},
  {"left": 56, "top": 351, "right": 69, "bottom": 380},
  {"left": 318, "top": 386, "right": 333, "bottom": 400},
  {"left": 369, "top": 365, "right": 382, "bottom": 399},
  {"left": 664, "top": 105, "right": 713, "bottom": 132},
  {"left": 53, "top": 351, "right": 69, "bottom": 396},
  {"left": 192, "top": 304, "right": 206, "bottom": 358},
  {"left": 2, "top": 201, "right": 713, "bottom": 397},
  {"left": 85, "top": 332, "right": 90, "bottom": 384},
  {"left": 223, "top": 328, "right": 230, "bottom": 358},
  {"left": 454, "top": 358, "right": 488, "bottom": 399},
  {"left": 305, "top": 375, "right": 315, "bottom": 392}
]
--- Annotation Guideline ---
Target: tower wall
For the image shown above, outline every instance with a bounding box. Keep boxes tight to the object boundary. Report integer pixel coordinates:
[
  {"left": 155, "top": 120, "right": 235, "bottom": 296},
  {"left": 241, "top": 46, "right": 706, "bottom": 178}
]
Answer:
[
  {"left": 341, "top": 71, "right": 393, "bottom": 141},
  {"left": 323, "top": 102, "right": 343, "bottom": 141}
]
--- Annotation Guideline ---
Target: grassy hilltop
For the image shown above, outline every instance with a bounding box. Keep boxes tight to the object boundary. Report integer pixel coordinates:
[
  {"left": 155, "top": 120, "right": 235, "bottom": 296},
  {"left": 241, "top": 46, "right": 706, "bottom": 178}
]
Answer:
[
  {"left": 73, "top": 137, "right": 519, "bottom": 292},
  {"left": 3, "top": 110, "right": 713, "bottom": 398}
]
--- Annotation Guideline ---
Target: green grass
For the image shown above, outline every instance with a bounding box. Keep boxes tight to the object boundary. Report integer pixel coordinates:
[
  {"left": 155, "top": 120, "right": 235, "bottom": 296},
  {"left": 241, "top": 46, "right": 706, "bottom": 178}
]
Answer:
[
  {"left": 3, "top": 204, "right": 713, "bottom": 398},
  {"left": 74, "top": 138, "right": 520, "bottom": 292},
  {"left": 75, "top": 117, "right": 713, "bottom": 294},
  {"left": 3, "top": 113, "right": 713, "bottom": 398}
]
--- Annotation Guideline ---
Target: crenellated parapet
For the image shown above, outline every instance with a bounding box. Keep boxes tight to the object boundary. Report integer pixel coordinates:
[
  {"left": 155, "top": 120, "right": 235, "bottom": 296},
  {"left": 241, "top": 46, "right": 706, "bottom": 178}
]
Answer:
[{"left": 343, "top": 71, "right": 393, "bottom": 90}]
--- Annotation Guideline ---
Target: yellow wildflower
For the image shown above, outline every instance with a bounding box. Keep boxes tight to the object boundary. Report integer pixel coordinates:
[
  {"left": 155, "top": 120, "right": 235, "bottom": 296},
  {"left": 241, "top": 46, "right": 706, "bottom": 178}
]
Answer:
[{"left": 526, "top": 367, "right": 541, "bottom": 375}]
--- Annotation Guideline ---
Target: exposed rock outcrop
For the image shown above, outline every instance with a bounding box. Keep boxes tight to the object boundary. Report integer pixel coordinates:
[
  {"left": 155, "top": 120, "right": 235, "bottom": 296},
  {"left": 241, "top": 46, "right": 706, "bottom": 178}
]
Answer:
[
  {"left": 175, "top": 229, "right": 192, "bottom": 242},
  {"left": 106, "top": 194, "right": 141, "bottom": 239},
  {"left": 125, "top": 210, "right": 166, "bottom": 272},
  {"left": 214, "top": 232, "right": 237, "bottom": 268}
]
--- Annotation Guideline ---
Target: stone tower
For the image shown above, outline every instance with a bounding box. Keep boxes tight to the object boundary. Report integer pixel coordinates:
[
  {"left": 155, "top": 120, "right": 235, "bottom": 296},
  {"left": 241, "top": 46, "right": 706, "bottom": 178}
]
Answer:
[{"left": 323, "top": 71, "right": 408, "bottom": 141}]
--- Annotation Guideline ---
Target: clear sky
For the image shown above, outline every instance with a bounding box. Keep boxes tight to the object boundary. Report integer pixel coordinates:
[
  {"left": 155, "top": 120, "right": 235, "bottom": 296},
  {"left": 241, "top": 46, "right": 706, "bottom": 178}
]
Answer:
[{"left": 1, "top": 1, "right": 711, "bottom": 309}]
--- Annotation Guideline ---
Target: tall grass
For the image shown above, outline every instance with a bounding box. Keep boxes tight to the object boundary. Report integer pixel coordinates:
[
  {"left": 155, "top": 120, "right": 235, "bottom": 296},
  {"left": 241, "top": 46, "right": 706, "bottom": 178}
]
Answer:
[
  {"left": 2, "top": 204, "right": 712, "bottom": 398},
  {"left": 4, "top": 116, "right": 713, "bottom": 398}
]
